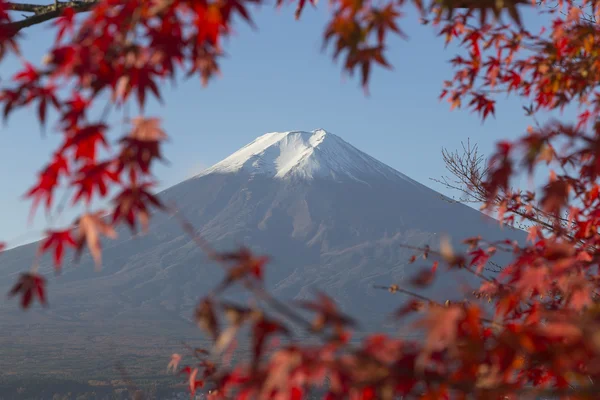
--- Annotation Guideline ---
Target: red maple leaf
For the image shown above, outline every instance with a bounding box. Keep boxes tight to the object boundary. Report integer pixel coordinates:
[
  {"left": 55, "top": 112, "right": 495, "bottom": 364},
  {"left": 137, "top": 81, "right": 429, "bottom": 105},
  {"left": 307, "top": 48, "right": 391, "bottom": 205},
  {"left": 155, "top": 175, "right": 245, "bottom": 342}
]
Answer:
[
  {"left": 61, "top": 123, "right": 109, "bottom": 162},
  {"left": 367, "top": 4, "right": 404, "bottom": 44},
  {"left": 111, "top": 182, "right": 164, "bottom": 233},
  {"left": 115, "top": 117, "right": 168, "bottom": 179},
  {"left": 195, "top": 298, "right": 220, "bottom": 341},
  {"left": 299, "top": 292, "right": 356, "bottom": 333},
  {"left": 252, "top": 315, "right": 289, "bottom": 364},
  {"left": 25, "top": 152, "right": 70, "bottom": 219},
  {"left": 188, "top": 43, "right": 221, "bottom": 86},
  {"left": 414, "top": 306, "right": 465, "bottom": 370},
  {"left": 193, "top": 3, "right": 225, "bottom": 46},
  {"left": 39, "top": 229, "right": 77, "bottom": 270},
  {"left": 0, "top": 1, "right": 19, "bottom": 59},
  {"left": 180, "top": 367, "right": 204, "bottom": 396},
  {"left": 114, "top": 61, "right": 162, "bottom": 109},
  {"left": 32, "top": 84, "right": 61, "bottom": 126},
  {"left": 215, "top": 247, "right": 270, "bottom": 292},
  {"left": 469, "top": 248, "right": 491, "bottom": 273},
  {"left": 8, "top": 273, "right": 47, "bottom": 309},
  {"left": 60, "top": 92, "right": 89, "bottom": 131},
  {"left": 53, "top": 6, "right": 76, "bottom": 42},
  {"left": 12, "top": 62, "right": 39, "bottom": 84},
  {"left": 540, "top": 179, "right": 570, "bottom": 216},
  {"left": 71, "top": 161, "right": 120, "bottom": 204},
  {"left": 146, "top": 18, "right": 185, "bottom": 77},
  {"left": 409, "top": 268, "right": 436, "bottom": 287},
  {"left": 395, "top": 299, "right": 424, "bottom": 319}
]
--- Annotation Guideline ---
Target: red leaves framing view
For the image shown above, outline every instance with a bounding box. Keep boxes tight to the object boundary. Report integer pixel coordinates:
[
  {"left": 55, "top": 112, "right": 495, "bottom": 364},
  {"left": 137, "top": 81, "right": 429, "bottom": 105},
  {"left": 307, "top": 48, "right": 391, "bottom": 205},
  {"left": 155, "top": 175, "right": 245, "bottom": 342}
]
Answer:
[{"left": 2, "top": 0, "right": 600, "bottom": 398}]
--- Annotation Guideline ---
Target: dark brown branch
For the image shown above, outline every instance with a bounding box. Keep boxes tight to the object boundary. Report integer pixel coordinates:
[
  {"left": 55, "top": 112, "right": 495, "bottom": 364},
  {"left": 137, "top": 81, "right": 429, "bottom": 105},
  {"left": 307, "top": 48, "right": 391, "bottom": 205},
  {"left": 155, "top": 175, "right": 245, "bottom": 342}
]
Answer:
[
  {"left": 372, "top": 284, "right": 500, "bottom": 327},
  {"left": 3, "top": 1, "right": 98, "bottom": 33},
  {"left": 6, "top": 3, "right": 49, "bottom": 13},
  {"left": 398, "top": 243, "right": 496, "bottom": 283}
]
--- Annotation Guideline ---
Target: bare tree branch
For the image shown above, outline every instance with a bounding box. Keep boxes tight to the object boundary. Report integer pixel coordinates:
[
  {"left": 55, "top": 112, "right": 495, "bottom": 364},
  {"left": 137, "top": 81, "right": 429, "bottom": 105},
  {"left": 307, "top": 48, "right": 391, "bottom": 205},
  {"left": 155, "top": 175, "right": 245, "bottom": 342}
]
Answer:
[
  {"left": 3, "top": 1, "right": 99, "bottom": 33},
  {"left": 431, "top": 139, "right": 489, "bottom": 205},
  {"left": 431, "top": 139, "right": 600, "bottom": 271},
  {"left": 431, "top": 139, "right": 575, "bottom": 234}
]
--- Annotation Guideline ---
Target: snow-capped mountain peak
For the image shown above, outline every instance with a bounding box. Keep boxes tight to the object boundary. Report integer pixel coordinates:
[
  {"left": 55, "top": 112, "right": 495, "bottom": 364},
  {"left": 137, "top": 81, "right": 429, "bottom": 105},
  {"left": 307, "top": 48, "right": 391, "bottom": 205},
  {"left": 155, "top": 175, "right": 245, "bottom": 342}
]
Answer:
[{"left": 198, "top": 129, "right": 417, "bottom": 184}]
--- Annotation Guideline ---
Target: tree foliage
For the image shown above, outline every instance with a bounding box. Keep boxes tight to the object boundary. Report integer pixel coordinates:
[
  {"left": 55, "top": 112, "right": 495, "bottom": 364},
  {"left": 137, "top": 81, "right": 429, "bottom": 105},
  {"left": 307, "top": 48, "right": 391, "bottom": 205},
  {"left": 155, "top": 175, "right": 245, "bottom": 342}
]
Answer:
[{"left": 3, "top": 0, "right": 600, "bottom": 398}]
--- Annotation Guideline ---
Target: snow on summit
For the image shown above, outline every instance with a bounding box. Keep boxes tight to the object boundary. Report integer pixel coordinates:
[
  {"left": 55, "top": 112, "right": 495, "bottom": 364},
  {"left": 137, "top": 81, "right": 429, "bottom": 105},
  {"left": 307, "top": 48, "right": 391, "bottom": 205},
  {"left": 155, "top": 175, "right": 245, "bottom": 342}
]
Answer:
[{"left": 198, "top": 129, "right": 417, "bottom": 183}]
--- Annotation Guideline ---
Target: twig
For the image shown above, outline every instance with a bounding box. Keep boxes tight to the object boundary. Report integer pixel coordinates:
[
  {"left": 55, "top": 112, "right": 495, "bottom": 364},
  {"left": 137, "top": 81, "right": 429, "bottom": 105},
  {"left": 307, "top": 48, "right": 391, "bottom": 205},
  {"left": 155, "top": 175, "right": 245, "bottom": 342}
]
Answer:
[
  {"left": 3, "top": 1, "right": 99, "bottom": 33},
  {"left": 398, "top": 243, "right": 496, "bottom": 283}
]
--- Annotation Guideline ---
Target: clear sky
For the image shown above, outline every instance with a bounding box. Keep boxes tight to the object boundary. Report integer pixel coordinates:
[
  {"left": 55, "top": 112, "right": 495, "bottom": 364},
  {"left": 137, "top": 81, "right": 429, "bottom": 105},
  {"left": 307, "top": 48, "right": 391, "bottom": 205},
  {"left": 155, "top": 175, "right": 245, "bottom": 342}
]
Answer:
[{"left": 0, "top": 3, "right": 558, "bottom": 247}]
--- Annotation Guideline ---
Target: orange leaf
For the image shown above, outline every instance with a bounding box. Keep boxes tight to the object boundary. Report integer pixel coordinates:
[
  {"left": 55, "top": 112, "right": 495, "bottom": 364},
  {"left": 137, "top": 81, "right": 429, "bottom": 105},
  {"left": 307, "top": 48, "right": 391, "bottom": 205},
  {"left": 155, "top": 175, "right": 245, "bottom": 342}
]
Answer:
[{"left": 73, "top": 212, "right": 117, "bottom": 268}]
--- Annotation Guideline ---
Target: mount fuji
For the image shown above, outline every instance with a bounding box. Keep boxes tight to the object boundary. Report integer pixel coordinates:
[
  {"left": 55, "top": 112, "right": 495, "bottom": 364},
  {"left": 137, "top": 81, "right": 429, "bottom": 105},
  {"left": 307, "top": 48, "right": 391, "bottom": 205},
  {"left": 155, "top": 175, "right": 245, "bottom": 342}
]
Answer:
[
  {"left": 199, "top": 129, "right": 417, "bottom": 183},
  {"left": 0, "top": 129, "right": 524, "bottom": 380}
]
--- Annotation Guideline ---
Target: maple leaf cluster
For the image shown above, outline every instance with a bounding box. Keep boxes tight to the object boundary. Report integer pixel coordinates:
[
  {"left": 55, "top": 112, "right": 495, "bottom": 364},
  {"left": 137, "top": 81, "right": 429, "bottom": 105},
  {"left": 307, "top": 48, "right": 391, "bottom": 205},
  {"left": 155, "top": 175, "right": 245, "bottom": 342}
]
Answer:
[{"left": 3, "top": 0, "right": 600, "bottom": 398}]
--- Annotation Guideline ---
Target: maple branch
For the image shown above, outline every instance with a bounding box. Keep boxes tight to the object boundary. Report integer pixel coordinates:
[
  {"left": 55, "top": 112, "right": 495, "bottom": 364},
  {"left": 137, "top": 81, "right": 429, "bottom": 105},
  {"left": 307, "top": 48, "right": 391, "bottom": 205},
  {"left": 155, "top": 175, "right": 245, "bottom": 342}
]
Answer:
[
  {"left": 398, "top": 243, "right": 496, "bottom": 283},
  {"left": 373, "top": 284, "right": 441, "bottom": 303},
  {"left": 433, "top": 140, "right": 575, "bottom": 236},
  {"left": 3, "top": 1, "right": 98, "bottom": 33},
  {"left": 436, "top": 139, "right": 600, "bottom": 260},
  {"left": 540, "top": 0, "right": 598, "bottom": 24},
  {"left": 373, "top": 284, "right": 499, "bottom": 325},
  {"left": 6, "top": 2, "right": 51, "bottom": 12}
]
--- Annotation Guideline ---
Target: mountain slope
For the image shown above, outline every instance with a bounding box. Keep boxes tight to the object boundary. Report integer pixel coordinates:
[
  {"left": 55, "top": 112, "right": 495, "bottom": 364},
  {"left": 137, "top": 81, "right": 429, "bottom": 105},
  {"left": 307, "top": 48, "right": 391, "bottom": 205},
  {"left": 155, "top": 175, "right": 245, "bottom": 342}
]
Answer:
[{"left": 0, "top": 129, "right": 524, "bottom": 380}]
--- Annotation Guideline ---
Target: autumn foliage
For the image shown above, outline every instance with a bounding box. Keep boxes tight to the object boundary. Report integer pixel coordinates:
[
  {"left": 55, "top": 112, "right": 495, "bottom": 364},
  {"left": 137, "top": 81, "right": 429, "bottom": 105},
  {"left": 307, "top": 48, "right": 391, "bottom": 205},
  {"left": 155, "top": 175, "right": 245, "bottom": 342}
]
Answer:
[{"left": 4, "top": 0, "right": 600, "bottom": 398}]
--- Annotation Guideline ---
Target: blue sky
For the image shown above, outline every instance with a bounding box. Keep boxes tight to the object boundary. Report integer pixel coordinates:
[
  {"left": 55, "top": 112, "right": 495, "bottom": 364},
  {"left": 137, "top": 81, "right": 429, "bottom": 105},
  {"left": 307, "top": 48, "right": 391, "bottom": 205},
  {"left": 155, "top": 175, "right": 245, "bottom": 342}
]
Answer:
[{"left": 0, "top": 3, "right": 557, "bottom": 247}]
